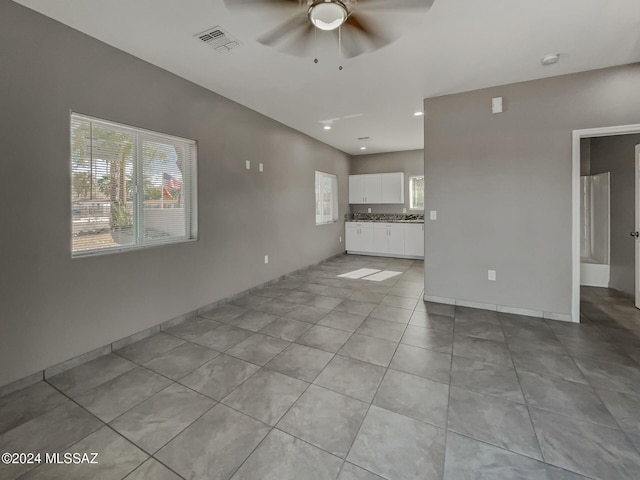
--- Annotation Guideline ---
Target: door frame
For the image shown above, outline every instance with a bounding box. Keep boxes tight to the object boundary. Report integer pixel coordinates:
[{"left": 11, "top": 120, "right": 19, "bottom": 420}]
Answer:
[
  {"left": 636, "top": 144, "right": 640, "bottom": 308},
  {"left": 572, "top": 124, "right": 640, "bottom": 322}
]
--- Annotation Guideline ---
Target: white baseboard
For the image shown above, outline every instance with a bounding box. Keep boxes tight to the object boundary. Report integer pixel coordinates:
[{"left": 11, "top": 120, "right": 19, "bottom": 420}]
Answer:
[
  {"left": 497, "top": 304, "right": 544, "bottom": 318},
  {"left": 0, "top": 253, "right": 348, "bottom": 392},
  {"left": 456, "top": 299, "right": 497, "bottom": 311},
  {"left": 347, "top": 251, "right": 424, "bottom": 260},
  {"left": 424, "top": 294, "right": 575, "bottom": 323},
  {"left": 544, "top": 311, "right": 575, "bottom": 323},
  {"left": 424, "top": 295, "right": 456, "bottom": 305}
]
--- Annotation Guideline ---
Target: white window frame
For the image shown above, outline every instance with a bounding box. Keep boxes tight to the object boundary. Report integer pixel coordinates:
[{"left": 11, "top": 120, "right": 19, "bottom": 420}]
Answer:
[
  {"left": 70, "top": 113, "right": 198, "bottom": 257},
  {"left": 315, "top": 171, "right": 338, "bottom": 225},
  {"left": 409, "top": 175, "right": 425, "bottom": 210}
]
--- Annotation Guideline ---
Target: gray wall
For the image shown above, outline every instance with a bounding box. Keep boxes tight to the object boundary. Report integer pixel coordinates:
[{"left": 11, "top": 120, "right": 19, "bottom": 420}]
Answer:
[
  {"left": 580, "top": 138, "right": 591, "bottom": 176},
  {"left": 0, "top": 0, "right": 349, "bottom": 388},
  {"left": 349, "top": 149, "right": 424, "bottom": 214},
  {"left": 424, "top": 64, "right": 640, "bottom": 315},
  {"left": 590, "top": 134, "right": 640, "bottom": 296}
]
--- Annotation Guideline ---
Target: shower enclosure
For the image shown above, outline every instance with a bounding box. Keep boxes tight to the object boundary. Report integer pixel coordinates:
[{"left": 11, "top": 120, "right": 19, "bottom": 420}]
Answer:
[{"left": 580, "top": 172, "right": 610, "bottom": 287}]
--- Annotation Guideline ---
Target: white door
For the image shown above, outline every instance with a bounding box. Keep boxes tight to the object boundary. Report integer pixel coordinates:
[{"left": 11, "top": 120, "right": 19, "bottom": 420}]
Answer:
[
  {"left": 388, "top": 224, "right": 405, "bottom": 256},
  {"left": 636, "top": 145, "right": 640, "bottom": 308},
  {"left": 364, "top": 174, "right": 382, "bottom": 203},
  {"left": 373, "top": 224, "right": 389, "bottom": 253},
  {"left": 380, "top": 173, "right": 405, "bottom": 204},
  {"left": 349, "top": 176, "right": 365, "bottom": 204},
  {"left": 404, "top": 224, "right": 424, "bottom": 257},
  {"left": 360, "top": 225, "right": 375, "bottom": 252},
  {"left": 345, "top": 224, "right": 359, "bottom": 251}
]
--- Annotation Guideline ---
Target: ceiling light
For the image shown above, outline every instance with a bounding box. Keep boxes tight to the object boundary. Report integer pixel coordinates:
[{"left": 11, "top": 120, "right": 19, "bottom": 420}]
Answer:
[
  {"left": 323, "top": 125, "right": 332, "bottom": 130},
  {"left": 414, "top": 111, "right": 424, "bottom": 117},
  {"left": 360, "top": 146, "right": 367, "bottom": 150},
  {"left": 308, "top": 1, "right": 348, "bottom": 31},
  {"left": 541, "top": 54, "right": 560, "bottom": 66}
]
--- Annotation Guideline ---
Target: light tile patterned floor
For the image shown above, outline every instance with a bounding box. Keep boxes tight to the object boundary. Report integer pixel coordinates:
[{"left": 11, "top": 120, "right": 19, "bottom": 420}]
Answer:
[{"left": 2, "top": 255, "right": 640, "bottom": 479}]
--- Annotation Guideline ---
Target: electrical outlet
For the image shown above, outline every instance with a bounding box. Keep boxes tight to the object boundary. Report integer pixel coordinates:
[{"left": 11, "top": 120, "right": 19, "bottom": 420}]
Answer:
[
  {"left": 259, "top": 163, "right": 263, "bottom": 172},
  {"left": 367, "top": 208, "right": 371, "bottom": 213},
  {"left": 488, "top": 270, "right": 496, "bottom": 281},
  {"left": 245, "top": 160, "right": 251, "bottom": 170},
  {"left": 264, "top": 255, "right": 269, "bottom": 264},
  {"left": 403, "top": 208, "right": 407, "bottom": 213},
  {"left": 430, "top": 210, "right": 437, "bottom": 220}
]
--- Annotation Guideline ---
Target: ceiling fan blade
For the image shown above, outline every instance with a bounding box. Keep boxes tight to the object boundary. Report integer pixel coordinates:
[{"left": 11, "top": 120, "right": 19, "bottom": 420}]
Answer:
[
  {"left": 338, "top": 13, "right": 393, "bottom": 58},
  {"left": 258, "top": 12, "right": 310, "bottom": 47},
  {"left": 344, "top": 13, "right": 390, "bottom": 48},
  {"left": 339, "top": 27, "right": 367, "bottom": 58},
  {"left": 355, "top": 0, "right": 435, "bottom": 11},
  {"left": 223, "top": 0, "right": 301, "bottom": 9},
  {"left": 278, "top": 23, "right": 316, "bottom": 56}
]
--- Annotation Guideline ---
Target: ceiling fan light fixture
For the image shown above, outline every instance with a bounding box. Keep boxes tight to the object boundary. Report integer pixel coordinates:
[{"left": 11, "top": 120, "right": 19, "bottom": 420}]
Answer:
[{"left": 308, "top": 1, "right": 348, "bottom": 31}]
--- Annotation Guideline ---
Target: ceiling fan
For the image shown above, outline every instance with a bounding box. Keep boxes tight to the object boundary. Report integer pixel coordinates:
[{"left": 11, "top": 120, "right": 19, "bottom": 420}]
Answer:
[{"left": 223, "top": 0, "right": 435, "bottom": 59}]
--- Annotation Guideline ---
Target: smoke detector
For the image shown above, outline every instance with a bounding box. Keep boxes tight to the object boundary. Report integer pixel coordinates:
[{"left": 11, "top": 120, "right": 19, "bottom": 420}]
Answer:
[{"left": 541, "top": 54, "right": 560, "bottom": 66}]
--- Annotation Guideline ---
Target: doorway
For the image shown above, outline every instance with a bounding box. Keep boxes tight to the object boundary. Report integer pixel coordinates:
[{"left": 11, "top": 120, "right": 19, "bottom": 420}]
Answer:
[{"left": 572, "top": 125, "right": 640, "bottom": 322}]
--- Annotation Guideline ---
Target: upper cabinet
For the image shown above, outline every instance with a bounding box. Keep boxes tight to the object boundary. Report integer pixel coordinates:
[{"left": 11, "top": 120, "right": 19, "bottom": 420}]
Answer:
[
  {"left": 380, "top": 173, "right": 404, "bottom": 204},
  {"left": 349, "top": 172, "right": 404, "bottom": 204},
  {"left": 349, "top": 174, "right": 380, "bottom": 203}
]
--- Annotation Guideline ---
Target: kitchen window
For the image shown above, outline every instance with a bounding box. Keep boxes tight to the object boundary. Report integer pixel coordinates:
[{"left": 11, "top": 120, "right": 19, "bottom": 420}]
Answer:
[
  {"left": 409, "top": 175, "right": 424, "bottom": 210},
  {"left": 315, "top": 171, "right": 338, "bottom": 225},
  {"left": 71, "top": 113, "right": 198, "bottom": 256}
]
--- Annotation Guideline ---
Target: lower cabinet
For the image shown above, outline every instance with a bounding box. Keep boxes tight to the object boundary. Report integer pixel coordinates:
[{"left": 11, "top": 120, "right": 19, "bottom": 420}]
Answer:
[
  {"left": 373, "top": 224, "right": 405, "bottom": 256},
  {"left": 345, "top": 223, "right": 374, "bottom": 252},
  {"left": 404, "top": 223, "right": 425, "bottom": 257},
  {"left": 346, "top": 222, "right": 423, "bottom": 258}
]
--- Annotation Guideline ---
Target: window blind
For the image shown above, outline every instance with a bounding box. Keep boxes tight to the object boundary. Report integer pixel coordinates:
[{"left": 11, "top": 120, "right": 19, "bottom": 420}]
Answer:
[
  {"left": 71, "top": 113, "right": 197, "bottom": 256},
  {"left": 315, "top": 171, "right": 338, "bottom": 225}
]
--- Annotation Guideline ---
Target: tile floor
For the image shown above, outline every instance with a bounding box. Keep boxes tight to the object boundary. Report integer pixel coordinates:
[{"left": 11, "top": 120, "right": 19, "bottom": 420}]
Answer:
[{"left": 2, "top": 255, "right": 640, "bottom": 479}]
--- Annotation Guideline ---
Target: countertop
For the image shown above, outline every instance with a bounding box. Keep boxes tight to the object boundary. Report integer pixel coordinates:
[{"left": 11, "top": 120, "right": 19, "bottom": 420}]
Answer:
[{"left": 346, "top": 220, "right": 424, "bottom": 224}]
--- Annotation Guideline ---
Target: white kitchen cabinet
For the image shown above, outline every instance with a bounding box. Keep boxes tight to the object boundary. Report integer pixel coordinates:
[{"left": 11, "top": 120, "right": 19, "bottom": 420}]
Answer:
[
  {"left": 404, "top": 223, "right": 424, "bottom": 257},
  {"left": 348, "top": 172, "right": 403, "bottom": 204},
  {"left": 346, "top": 221, "right": 423, "bottom": 258},
  {"left": 348, "top": 174, "right": 381, "bottom": 204},
  {"left": 373, "top": 223, "right": 405, "bottom": 256},
  {"left": 363, "top": 175, "right": 382, "bottom": 203},
  {"left": 380, "top": 173, "right": 405, "bottom": 204},
  {"left": 345, "top": 223, "right": 374, "bottom": 252},
  {"left": 348, "top": 176, "right": 365, "bottom": 204}
]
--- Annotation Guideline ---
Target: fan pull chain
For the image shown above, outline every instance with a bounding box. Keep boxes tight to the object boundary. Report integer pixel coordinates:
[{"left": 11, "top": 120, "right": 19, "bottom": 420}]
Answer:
[
  {"left": 338, "top": 26, "right": 343, "bottom": 71},
  {"left": 313, "top": 25, "right": 319, "bottom": 64}
]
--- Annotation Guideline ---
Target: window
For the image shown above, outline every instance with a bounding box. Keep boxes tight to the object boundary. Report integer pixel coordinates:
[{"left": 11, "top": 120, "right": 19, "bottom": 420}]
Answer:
[
  {"left": 409, "top": 175, "right": 424, "bottom": 210},
  {"left": 71, "top": 113, "right": 197, "bottom": 256},
  {"left": 315, "top": 171, "right": 338, "bottom": 225}
]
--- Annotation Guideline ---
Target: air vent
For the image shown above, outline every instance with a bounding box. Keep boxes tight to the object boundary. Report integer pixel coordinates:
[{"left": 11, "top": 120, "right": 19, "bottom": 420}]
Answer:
[{"left": 195, "top": 26, "right": 241, "bottom": 54}]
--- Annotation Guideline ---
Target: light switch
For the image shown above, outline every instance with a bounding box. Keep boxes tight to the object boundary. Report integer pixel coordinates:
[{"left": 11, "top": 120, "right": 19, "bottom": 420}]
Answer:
[
  {"left": 245, "top": 160, "right": 251, "bottom": 170},
  {"left": 430, "top": 210, "right": 437, "bottom": 220},
  {"left": 488, "top": 270, "right": 496, "bottom": 281},
  {"left": 368, "top": 208, "right": 371, "bottom": 213},
  {"left": 264, "top": 255, "right": 269, "bottom": 264},
  {"left": 259, "top": 163, "right": 264, "bottom": 172},
  {"left": 403, "top": 208, "right": 407, "bottom": 213},
  {"left": 492, "top": 97, "right": 503, "bottom": 114}
]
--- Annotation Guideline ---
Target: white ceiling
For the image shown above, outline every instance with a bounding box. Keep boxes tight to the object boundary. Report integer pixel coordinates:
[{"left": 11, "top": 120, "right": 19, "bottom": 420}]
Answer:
[{"left": 15, "top": 0, "right": 640, "bottom": 155}]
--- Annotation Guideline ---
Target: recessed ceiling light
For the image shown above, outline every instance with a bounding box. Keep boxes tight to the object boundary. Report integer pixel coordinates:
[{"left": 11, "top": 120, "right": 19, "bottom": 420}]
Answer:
[
  {"left": 414, "top": 111, "right": 424, "bottom": 117},
  {"left": 541, "top": 54, "right": 560, "bottom": 66},
  {"left": 360, "top": 146, "right": 367, "bottom": 150},
  {"left": 323, "top": 125, "right": 332, "bottom": 130}
]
